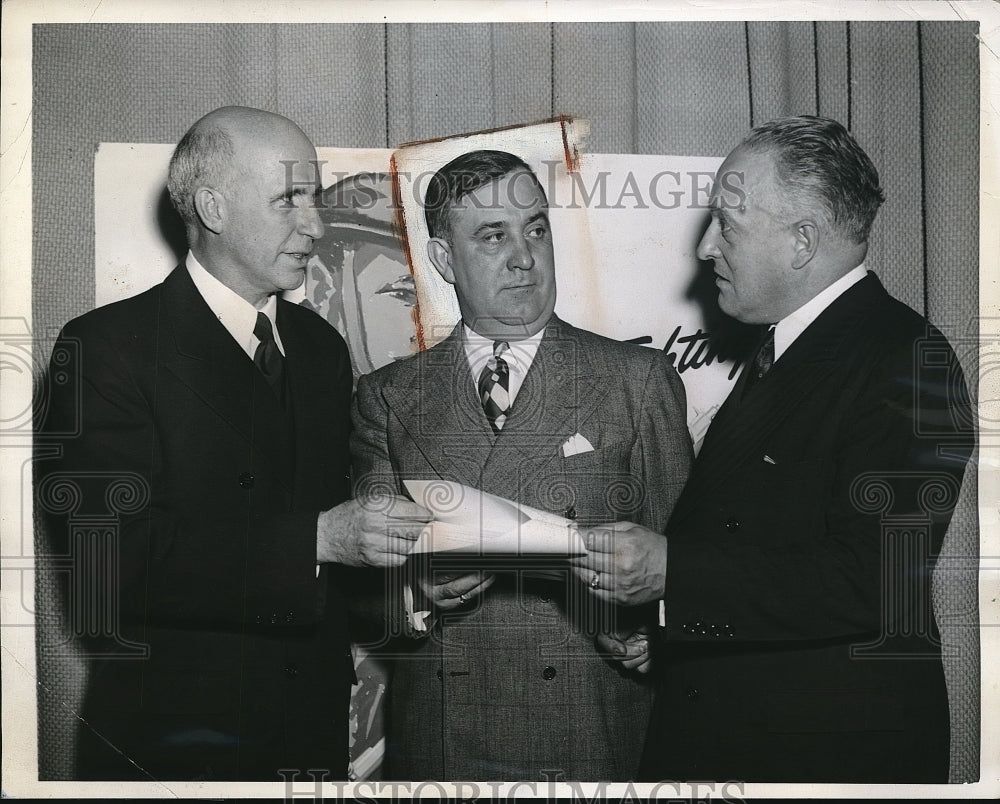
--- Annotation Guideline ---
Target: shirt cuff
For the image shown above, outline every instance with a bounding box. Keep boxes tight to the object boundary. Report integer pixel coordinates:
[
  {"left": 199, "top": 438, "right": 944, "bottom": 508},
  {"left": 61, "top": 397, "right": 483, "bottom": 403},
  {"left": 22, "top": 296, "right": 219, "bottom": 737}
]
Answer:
[{"left": 658, "top": 598, "right": 666, "bottom": 628}]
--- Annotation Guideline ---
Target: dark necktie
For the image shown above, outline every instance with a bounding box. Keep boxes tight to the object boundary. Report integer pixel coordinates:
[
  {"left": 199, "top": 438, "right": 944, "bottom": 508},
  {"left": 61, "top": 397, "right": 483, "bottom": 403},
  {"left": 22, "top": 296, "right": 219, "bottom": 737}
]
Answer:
[
  {"left": 742, "top": 325, "right": 775, "bottom": 399},
  {"left": 254, "top": 311, "right": 285, "bottom": 402},
  {"left": 478, "top": 341, "right": 511, "bottom": 433}
]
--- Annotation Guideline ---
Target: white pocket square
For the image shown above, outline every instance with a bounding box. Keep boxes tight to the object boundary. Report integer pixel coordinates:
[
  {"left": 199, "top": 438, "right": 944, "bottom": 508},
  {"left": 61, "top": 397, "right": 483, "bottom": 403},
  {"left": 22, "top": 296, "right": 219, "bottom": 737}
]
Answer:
[{"left": 561, "top": 433, "right": 594, "bottom": 457}]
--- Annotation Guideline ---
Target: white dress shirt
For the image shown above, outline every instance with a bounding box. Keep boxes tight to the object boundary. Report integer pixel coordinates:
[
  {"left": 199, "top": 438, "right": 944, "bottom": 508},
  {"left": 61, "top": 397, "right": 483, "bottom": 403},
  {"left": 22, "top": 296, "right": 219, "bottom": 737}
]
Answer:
[
  {"left": 186, "top": 251, "right": 285, "bottom": 357},
  {"left": 462, "top": 323, "right": 543, "bottom": 405},
  {"left": 773, "top": 264, "right": 867, "bottom": 362}
]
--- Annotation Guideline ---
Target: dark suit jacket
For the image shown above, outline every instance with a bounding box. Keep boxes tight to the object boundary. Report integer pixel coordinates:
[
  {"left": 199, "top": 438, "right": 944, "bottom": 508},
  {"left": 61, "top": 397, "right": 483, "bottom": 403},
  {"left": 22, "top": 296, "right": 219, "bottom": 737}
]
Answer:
[
  {"left": 350, "top": 316, "right": 693, "bottom": 780},
  {"left": 37, "top": 266, "right": 355, "bottom": 781},
  {"left": 641, "top": 273, "right": 975, "bottom": 783}
]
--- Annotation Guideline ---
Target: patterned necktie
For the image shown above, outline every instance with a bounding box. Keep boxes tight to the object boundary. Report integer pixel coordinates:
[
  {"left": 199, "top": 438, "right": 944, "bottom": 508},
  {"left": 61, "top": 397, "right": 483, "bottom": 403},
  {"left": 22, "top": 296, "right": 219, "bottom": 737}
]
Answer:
[
  {"left": 478, "top": 340, "right": 511, "bottom": 433},
  {"left": 742, "top": 325, "right": 775, "bottom": 399},
  {"left": 253, "top": 311, "right": 285, "bottom": 402}
]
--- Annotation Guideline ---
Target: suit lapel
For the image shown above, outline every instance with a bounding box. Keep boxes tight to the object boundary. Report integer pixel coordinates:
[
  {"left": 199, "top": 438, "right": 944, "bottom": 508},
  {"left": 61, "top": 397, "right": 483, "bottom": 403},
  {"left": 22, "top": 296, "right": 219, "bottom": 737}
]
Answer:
[
  {"left": 482, "top": 318, "right": 609, "bottom": 499},
  {"left": 671, "top": 273, "right": 888, "bottom": 524},
  {"left": 381, "top": 326, "right": 495, "bottom": 488},
  {"left": 158, "top": 266, "right": 294, "bottom": 489}
]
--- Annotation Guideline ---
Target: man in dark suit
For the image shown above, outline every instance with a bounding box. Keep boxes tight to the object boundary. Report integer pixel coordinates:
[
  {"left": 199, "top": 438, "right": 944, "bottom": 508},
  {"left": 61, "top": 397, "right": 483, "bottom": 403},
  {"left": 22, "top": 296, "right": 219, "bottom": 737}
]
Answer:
[
  {"left": 350, "top": 150, "right": 692, "bottom": 779},
  {"left": 36, "top": 106, "right": 429, "bottom": 781},
  {"left": 572, "top": 116, "right": 975, "bottom": 782}
]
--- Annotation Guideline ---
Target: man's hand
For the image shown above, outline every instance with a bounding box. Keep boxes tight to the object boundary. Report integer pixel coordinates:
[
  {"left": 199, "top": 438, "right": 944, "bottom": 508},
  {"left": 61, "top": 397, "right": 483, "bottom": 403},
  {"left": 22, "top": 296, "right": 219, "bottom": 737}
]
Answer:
[
  {"left": 418, "top": 570, "right": 495, "bottom": 611},
  {"left": 596, "top": 627, "right": 652, "bottom": 674},
  {"left": 569, "top": 522, "right": 667, "bottom": 607},
  {"left": 317, "top": 494, "right": 432, "bottom": 568}
]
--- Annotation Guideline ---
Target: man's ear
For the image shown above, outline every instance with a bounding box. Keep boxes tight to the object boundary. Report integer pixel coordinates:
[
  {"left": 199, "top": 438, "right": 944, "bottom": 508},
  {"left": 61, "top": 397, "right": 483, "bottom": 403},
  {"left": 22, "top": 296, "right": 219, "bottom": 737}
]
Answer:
[
  {"left": 193, "top": 187, "right": 225, "bottom": 235},
  {"left": 427, "top": 238, "right": 455, "bottom": 284},
  {"left": 790, "top": 218, "right": 818, "bottom": 270}
]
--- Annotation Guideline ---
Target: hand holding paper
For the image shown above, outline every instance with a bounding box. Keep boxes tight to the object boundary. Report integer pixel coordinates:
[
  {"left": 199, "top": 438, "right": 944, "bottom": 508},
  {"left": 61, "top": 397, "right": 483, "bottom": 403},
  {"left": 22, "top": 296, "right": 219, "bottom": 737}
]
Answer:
[
  {"left": 570, "top": 521, "right": 668, "bottom": 607},
  {"left": 317, "top": 493, "right": 432, "bottom": 568}
]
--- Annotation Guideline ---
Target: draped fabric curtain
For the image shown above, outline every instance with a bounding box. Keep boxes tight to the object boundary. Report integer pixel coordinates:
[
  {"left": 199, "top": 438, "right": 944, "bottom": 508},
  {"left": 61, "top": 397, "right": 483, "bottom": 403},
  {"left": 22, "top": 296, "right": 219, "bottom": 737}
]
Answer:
[{"left": 32, "top": 21, "right": 980, "bottom": 780}]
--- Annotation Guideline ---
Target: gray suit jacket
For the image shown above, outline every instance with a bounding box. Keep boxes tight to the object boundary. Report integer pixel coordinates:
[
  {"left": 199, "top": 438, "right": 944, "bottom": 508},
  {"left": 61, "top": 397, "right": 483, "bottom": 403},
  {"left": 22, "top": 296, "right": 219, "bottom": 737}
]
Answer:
[{"left": 350, "top": 315, "right": 692, "bottom": 780}]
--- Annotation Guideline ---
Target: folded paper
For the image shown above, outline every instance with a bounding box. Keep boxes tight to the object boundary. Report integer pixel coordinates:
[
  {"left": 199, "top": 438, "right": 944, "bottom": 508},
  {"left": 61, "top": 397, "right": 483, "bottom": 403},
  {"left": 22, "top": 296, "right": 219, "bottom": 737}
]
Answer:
[{"left": 404, "top": 479, "right": 586, "bottom": 555}]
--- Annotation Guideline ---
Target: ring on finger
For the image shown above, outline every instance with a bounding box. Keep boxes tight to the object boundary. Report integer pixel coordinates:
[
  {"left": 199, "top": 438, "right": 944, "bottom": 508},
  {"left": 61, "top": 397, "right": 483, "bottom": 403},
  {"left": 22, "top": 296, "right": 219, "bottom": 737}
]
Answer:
[
  {"left": 589, "top": 572, "right": 601, "bottom": 590},
  {"left": 458, "top": 592, "right": 469, "bottom": 604}
]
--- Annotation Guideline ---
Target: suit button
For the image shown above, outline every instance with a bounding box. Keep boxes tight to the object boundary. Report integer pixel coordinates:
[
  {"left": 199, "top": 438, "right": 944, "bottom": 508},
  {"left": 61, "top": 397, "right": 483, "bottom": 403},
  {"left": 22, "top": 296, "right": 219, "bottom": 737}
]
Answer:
[
  {"left": 436, "top": 668, "right": 443, "bottom": 680},
  {"left": 238, "top": 472, "right": 255, "bottom": 489},
  {"left": 686, "top": 688, "right": 700, "bottom": 700},
  {"left": 724, "top": 518, "right": 740, "bottom": 532},
  {"left": 285, "top": 612, "right": 295, "bottom": 624},
  {"left": 564, "top": 506, "right": 577, "bottom": 520},
  {"left": 269, "top": 613, "right": 280, "bottom": 625},
  {"left": 542, "top": 666, "right": 557, "bottom": 681},
  {"left": 284, "top": 664, "right": 299, "bottom": 679}
]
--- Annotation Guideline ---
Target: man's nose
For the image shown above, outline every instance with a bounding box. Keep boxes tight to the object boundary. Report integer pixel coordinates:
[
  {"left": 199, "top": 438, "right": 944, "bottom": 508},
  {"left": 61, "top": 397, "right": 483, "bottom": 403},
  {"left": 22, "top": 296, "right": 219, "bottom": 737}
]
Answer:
[
  {"left": 696, "top": 219, "right": 720, "bottom": 262},
  {"left": 507, "top": 235, "right": 535, "bottom": 271},
  {"left": 298, "top": 203, "right": 324, "bottom": 240}
]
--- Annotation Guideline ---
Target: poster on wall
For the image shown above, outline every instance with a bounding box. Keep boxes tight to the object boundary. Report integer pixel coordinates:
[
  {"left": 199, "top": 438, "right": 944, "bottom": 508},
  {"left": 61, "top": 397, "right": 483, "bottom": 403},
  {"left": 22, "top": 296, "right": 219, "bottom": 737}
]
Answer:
[{"left": 95, "top": 132, "right": 740, "bottom": 451}]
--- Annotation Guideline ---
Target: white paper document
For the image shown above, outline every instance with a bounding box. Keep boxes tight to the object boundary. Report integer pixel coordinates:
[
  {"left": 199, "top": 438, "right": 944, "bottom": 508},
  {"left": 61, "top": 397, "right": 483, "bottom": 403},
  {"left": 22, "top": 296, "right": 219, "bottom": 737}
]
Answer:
[{"left": 404, "top": 479, "right": 587, "bottom": 556}]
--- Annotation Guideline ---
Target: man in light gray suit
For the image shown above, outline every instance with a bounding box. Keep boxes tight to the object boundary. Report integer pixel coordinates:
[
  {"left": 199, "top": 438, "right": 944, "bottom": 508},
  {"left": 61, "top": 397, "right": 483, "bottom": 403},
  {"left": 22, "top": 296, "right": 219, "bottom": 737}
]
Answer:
[{"left": 350, "top": 150, "right": 692, "bottom": 780}]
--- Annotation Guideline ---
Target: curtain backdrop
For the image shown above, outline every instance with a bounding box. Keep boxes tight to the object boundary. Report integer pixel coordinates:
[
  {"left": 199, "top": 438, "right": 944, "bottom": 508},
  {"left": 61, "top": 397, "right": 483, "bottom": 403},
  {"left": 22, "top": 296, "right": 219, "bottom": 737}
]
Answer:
[{"left": 31, "top": 21, "right": 980, "bottom": 781}]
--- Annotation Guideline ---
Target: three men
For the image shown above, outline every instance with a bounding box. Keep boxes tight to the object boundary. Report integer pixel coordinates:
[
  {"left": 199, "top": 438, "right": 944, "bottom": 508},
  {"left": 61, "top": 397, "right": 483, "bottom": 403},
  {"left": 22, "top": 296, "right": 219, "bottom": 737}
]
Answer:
[
  {"left": 574, "top": 116, "right": 975, "bottom": 782},
  {"left": 350, "top": 150, "right": 692, "bottom": 780},
  {"left": 37, "top": 106, "right": 427, "bottom": 781}
]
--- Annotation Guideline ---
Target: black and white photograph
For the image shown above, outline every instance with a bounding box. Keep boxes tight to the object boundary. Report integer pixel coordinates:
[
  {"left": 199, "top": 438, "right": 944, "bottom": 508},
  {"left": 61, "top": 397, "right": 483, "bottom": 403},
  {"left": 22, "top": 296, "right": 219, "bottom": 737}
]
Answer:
[{"left": 1, "top": 0, "right": 997, "bottom": 799}]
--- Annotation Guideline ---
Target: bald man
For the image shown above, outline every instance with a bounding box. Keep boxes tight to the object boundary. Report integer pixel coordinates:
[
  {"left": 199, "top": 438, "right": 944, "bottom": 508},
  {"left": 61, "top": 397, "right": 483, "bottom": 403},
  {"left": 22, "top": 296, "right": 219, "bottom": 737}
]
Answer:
[{"left": 37, "top": 106, "right": 428, "bottom": 781}]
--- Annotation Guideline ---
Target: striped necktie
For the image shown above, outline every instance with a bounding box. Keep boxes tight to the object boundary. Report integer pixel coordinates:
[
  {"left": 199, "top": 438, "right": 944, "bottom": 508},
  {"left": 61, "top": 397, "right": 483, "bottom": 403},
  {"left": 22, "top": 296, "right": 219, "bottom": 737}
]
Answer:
[{"left": 478, "top": 340, "right": 511, "bottom": 433}]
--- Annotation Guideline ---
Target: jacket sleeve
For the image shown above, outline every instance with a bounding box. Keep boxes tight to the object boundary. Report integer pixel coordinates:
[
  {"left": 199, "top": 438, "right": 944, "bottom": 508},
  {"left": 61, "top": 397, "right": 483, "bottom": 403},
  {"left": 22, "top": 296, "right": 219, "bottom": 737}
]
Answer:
[{"left": 630, "top": 349, "right": 694, "bottom": 533}]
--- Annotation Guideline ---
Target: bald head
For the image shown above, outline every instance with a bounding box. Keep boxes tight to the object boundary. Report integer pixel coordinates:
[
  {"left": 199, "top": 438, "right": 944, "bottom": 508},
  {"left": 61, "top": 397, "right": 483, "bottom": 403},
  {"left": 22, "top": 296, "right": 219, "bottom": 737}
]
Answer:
[
  {"left": 167, "top": 106, "right": 314, "bottom": 232},
  {"left": 165, "top": 106, "right": 324, "bottom": 306}
]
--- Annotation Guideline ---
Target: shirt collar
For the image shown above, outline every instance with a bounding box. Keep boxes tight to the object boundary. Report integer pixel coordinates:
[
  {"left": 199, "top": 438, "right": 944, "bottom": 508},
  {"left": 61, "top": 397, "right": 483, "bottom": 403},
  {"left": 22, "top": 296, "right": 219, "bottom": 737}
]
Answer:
[
  {"left": 186, "top": 251, "right": 285, "bottom": 358},
  {"left": 462, "top": 323, "right": 544, "bottom": 401},
  {"left": 773, "top": 264, "right": 867, "bottom": 361}
]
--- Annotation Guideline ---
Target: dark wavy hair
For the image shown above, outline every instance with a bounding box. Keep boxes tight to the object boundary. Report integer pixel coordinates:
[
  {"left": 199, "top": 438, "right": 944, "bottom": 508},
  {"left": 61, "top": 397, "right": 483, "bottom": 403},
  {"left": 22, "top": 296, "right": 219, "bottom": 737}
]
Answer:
[{"left": 423, "top": 150, "right": 545, "bottom": 241}]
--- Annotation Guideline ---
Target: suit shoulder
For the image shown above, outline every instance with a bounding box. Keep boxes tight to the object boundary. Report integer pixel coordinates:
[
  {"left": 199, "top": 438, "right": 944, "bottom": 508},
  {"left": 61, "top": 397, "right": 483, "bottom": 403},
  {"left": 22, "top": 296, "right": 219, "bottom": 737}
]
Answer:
[
  {"left": 358, "top": 348, "right": 429, "bottom": 392},
  {"left": 850, "top": 290, "right": 954, "bottom": 363},
  {"left": 59, "top": 284, "right": 164, "bottom": 343},
  {"left": 557, "top": 322, "right": 671, "bottom": 371}
]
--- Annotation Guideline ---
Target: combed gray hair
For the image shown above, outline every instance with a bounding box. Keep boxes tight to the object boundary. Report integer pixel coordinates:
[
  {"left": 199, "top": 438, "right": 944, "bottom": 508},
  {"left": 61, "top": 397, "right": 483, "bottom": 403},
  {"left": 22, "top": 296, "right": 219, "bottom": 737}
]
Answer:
[
  {"left": 741, "top": 115, "right": 885, "bottom": 244},
  {"left": 166, "top": 123, "right": 238, "bottom": 227}
]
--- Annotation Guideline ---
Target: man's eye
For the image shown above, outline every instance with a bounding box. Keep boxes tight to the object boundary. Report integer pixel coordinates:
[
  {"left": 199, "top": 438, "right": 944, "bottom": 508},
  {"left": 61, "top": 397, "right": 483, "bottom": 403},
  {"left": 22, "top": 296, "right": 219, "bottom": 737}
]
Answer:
[
  {"left": 483, "top": 232, "right": 504, "bottom": 244},
  {"left": 526, "top": 225, "right": 548, "bottom": 239}
]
